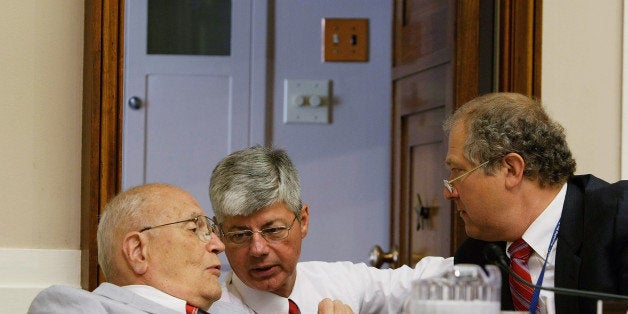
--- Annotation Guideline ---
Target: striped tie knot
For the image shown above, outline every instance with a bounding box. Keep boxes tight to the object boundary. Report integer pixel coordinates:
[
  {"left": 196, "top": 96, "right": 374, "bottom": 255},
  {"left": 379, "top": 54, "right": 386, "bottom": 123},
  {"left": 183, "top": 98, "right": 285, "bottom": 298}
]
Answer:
[{"left": 509, "top": 238, "right": 533, "bottom": 262}]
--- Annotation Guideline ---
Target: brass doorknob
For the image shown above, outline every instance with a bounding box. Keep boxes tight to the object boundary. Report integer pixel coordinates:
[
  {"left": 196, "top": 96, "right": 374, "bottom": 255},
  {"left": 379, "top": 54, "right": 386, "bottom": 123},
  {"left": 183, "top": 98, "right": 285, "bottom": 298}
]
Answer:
[{"left": 369, "top": 245, "right": 399, "bottom": 268}]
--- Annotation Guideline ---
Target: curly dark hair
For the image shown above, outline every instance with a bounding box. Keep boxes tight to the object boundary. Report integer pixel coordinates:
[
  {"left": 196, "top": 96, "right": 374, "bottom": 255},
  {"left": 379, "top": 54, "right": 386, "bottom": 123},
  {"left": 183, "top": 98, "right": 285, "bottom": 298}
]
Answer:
[{"left": 443, "top": 92, "right": 576, "bottom": 187}]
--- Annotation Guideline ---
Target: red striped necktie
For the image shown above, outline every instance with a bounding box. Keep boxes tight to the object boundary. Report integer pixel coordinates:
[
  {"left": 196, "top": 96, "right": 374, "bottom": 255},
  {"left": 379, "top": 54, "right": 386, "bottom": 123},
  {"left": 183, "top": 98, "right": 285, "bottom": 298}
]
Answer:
[
  {"left": 508, "top": 239, "right": 540, "bottom": 313},
  {"left": 186, "top": 303, "right": 209, "bottom": 314},
  {"left": 288, "top": 298, "right": 301, "bottom": 314}
]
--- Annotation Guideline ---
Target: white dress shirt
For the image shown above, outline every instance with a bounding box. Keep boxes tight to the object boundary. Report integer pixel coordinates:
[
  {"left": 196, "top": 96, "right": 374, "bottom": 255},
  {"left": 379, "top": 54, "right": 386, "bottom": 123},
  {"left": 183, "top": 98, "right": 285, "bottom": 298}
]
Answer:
[
  {"left": 506, "top": 183, "right": 567, "bottom": 314},
  {"left": 219, "top": 257, "right": 454, "bottom": 314}
]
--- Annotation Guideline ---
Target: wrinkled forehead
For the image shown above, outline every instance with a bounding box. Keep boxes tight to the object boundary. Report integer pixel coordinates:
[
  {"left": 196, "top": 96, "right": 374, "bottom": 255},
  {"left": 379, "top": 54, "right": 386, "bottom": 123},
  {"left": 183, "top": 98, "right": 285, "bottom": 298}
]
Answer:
[{"left": 142, "top": 186, "right": 203, "bottom": 221}]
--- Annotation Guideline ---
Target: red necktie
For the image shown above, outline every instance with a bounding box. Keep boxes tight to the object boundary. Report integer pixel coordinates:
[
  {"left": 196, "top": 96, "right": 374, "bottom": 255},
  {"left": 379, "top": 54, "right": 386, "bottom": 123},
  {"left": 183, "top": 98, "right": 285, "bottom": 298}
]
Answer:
[
  {"left": 186, "top": 303, "right": 208, "bottom": 314},
  {"left": 508, "top": 239, "right": 539, "bottom": 313},
  {"left": 288, "top": 298, "right": 300, "bottom": 314}
]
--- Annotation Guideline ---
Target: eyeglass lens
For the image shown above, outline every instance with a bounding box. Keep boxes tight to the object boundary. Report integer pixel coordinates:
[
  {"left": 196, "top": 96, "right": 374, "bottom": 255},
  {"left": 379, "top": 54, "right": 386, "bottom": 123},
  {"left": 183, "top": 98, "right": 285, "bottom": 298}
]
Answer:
[
  {"left": 197, "top": 216, "right": 221, "bottom": 242},
  {"left": 223, "top": 216, "right": 297, "bottom": 245},
  {"left": 444, "top": 160, "right": 491, "bottom": 193}
]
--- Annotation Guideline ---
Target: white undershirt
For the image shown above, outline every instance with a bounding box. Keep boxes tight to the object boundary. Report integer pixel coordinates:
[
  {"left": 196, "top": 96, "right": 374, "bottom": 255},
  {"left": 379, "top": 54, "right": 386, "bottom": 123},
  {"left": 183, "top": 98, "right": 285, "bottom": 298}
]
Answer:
[{"left": 506, "top": 183, "right": 567, "bottom": 314}]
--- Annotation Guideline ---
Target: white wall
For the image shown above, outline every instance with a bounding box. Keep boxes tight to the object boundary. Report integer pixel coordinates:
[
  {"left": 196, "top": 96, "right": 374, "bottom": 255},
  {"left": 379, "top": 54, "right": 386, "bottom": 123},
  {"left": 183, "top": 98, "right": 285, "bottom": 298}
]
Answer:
[
  {"left": 271, "top": 1, "right": 392, "bottom": 263},
  {"left": 0, "top": 1, "right": 84, "bottom": 313},
  {"left": 541, "top": 0, "right": 622, "bottom": 182}
]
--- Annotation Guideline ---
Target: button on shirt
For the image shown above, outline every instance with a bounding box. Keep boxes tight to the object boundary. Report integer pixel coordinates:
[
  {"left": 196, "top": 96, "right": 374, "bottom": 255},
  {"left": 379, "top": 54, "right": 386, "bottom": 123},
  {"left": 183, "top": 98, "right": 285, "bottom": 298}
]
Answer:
[{"left": 506, "top": 183, "right": 566, "bottom": 314}]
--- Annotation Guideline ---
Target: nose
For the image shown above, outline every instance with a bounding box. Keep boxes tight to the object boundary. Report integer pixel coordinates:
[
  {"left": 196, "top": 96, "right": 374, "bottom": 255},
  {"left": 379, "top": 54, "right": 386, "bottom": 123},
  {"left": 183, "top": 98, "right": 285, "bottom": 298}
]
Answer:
[
  {"left": 249, "top": 232, "right": 270, "bottom": 257},
  {"left": 443, "top": 186, "right": 458, "bottom": 200},
  {"left": 206, "top": 233, "right": 225, "bottom": 254}
]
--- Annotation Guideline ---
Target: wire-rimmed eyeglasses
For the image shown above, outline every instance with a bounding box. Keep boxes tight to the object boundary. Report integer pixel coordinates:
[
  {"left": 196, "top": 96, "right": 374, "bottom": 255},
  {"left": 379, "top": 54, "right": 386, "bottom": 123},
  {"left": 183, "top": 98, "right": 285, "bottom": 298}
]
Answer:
[
  {"left": 140, "top": 215, "right": 220, "bottom": 242},
  {"left": 220, "top": 216, "right": 299, "bottom": 245},
  {"left": 443, "top": 160, "right": 491, "bottom": 193}
]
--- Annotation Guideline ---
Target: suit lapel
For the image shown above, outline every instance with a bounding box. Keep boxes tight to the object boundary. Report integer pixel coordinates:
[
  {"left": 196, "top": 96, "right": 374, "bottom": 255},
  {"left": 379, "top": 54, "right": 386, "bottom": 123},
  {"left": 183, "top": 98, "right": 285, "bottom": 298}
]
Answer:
[
  {"left": 554, "top": 175, "right": 608, "bottom": 314},
  {"left": 555, "top": 179, "right": 583, "bottom": 290},
  {"left": 556, "top": 175, "right": 608, "bottom": 290}
]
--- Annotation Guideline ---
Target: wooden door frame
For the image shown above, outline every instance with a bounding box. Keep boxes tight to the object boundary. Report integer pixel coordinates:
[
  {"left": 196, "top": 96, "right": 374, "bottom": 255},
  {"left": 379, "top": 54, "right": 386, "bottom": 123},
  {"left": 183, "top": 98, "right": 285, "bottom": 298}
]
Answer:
[
  {"left": 455, "top": 0, "right": 542, "bottom": 106},
  {"left": 497, "top": 0, "right": 542, "bottom": 96},
  {"left": 81, "top": 0, "right": 124, "bottom": 290}
]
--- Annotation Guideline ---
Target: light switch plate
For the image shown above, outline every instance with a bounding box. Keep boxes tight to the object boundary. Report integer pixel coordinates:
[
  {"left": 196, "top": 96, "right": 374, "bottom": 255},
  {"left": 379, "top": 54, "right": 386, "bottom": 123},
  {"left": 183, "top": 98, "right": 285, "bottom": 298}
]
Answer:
[
  {"left": 283, "top": 79, "right": 331, "bottom": 124},
  {"left": 322, "top": 18, "right": 369, "bottom": 62}
]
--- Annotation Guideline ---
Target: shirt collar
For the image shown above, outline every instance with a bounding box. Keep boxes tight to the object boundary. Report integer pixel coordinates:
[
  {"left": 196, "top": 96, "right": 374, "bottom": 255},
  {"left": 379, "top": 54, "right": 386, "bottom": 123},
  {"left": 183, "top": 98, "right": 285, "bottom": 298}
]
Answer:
[
  {"left": 231, "top": 273, "right": 290, "bottom": 314},
  {"left": 123, "top": 284, "right": 187, "bottom": 313},
  {"left": 508, "top": 183, "right": 566, "bottom": 261}
]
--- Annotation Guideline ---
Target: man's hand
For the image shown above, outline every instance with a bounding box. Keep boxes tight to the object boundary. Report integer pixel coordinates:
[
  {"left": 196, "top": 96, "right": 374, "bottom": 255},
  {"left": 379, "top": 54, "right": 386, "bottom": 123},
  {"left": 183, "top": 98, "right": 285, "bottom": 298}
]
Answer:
[{"left": 318, "top": 298, "right": 354, "bottom": 314}]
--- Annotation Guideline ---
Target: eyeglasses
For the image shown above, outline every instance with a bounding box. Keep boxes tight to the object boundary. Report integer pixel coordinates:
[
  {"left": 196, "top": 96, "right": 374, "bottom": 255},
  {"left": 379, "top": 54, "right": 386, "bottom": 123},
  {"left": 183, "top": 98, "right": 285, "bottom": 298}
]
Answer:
[
  {"left": 443, "top": 160, "right": 491, "bottom": 193},
  {"left": 140, "top": 215, "right": 220, "bottom": 242},
  {"left": 221, "top": 216, "right": 299, "bottom": 245}
]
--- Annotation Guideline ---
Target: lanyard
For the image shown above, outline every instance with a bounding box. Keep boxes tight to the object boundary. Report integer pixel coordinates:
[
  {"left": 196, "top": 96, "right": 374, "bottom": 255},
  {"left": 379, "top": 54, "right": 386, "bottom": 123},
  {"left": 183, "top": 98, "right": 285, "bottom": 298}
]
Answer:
[{"left": 529, "top": 220, "right": 561, "bottom": 314}]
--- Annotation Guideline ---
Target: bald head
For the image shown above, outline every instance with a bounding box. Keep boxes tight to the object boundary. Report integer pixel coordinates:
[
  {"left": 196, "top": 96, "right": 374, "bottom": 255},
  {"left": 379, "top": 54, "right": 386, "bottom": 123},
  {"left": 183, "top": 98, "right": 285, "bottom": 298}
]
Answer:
[{"left": 97, "top": 183, "right": 180, "bottom": 281}]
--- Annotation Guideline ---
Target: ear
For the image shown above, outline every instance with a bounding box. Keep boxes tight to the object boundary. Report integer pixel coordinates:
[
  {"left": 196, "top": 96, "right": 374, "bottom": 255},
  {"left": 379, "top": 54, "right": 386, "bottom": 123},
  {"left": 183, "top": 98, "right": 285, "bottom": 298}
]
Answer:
[
  {"left": 502, "top": 152, "right": 525, "bottom": 189},
  {"left": 122, "top": 232, "right": 148, "bottom": 275},
  {"left": 299, "top": 204, "right": 309, "bottom": 239}
]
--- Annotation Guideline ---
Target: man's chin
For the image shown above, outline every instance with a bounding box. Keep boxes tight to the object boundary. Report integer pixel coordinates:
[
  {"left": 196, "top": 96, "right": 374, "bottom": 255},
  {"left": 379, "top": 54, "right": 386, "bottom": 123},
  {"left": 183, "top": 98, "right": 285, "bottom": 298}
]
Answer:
[
  {"left": 247, "top": 279, "right": 283, "bottom": 294},
  {"left": 201, "top": 290, "right": 221, "bottom": 305},
  {"left": 243, "top": 274, "right": 292, "bottom": 296}
]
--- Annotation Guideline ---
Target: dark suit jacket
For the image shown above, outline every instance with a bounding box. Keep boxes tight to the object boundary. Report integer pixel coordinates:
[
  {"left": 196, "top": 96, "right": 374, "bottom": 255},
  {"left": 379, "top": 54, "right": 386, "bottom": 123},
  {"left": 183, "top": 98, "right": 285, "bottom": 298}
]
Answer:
[{"left": 454, "top": 174, "right": 628, "bottom": 314}]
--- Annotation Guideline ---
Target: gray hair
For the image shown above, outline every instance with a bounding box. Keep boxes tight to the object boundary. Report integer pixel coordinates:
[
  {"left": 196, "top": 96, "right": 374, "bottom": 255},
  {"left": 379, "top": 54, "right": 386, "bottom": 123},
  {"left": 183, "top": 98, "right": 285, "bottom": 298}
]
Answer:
[
  {"left": 443, "top": 92, "right": 576, "bottom": 187},
  {"left": 209, "top": 145, "right": 302, "bottom": 223},
  {"left": 96, "top": 183, "right": 169, "bottom": 280}
]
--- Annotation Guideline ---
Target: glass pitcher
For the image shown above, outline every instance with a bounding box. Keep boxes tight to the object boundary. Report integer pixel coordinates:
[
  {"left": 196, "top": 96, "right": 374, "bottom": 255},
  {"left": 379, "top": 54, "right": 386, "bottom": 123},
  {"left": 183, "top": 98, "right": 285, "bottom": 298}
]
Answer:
[{"left": 403, "top": 263, "right": 501, "bottom": 314}]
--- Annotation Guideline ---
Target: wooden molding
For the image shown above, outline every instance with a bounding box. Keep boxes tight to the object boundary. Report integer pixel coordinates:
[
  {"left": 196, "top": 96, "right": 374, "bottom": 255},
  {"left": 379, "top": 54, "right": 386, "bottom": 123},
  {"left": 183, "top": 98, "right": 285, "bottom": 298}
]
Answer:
[
  {"left": 454, "top": 0, "right": 481, "bottom": 109},
  {"left": 498, "top": 0, "right": 542, "bottom": 97},
  {"left": 81, "top": 0, "right": 124, "bottom": 290}
]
